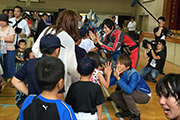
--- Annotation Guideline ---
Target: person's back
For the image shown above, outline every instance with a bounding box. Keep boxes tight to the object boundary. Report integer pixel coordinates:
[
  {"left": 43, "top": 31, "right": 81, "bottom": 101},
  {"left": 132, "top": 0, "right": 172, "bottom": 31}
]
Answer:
[
  {"left": 66, "top": 81, "right": 103, "bottom": 113},
  {"left": 66, "top": 58, "right": 105, "bottom": 120},
  {"left": 20, "top": 56, "right": 76, "bottom": 120}
]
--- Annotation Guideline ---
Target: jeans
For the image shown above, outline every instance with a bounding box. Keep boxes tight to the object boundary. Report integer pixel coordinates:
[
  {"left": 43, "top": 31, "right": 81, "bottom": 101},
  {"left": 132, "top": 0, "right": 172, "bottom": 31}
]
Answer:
[{"left": 139, "top": 67, "right": 159, "bottom": 80}]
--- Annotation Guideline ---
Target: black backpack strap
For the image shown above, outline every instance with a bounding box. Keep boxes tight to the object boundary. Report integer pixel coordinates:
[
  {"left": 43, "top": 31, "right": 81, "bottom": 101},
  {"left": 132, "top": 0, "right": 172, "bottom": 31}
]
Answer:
[{"left": 13, "top": 18, "right": 23, "bottom": 28}]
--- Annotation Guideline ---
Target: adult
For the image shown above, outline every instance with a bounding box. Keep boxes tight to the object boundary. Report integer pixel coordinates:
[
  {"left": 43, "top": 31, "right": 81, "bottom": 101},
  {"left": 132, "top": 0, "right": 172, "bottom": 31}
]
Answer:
[
  {"left": 0, "top": 14, "right": 15, "bottom": 85},
  {"left": 78, "top": 15, "right": 83, "bottom": 29},
  {"left": 110, "top": 54, "right": 151, "bottom": 120},
  {"left": 156, "top": 73, "right": 180, "bottom": 120},
  {"left": 153, "top": 16, "right": 171, "bottom": 41},
  {"left": 8, "top": 9, "right": 14, "bottom": 19},
  {"left": 153, "top": 16, "right": 172, "bottom": 74},
  {"left": 139, "top": 40, "right": 166, "bottom": 83},
  {"left": 9, "top": 6, "right": 30, "bottom": 49},
  {"left": 2, "top": 9, "right": 7, "bottom": 14},
  {"left": 34, "top": 13, "right": 48, "bottom": 41},
  {"left": 127, "top": 16, "right": 136, "bottom": 40},
  {"left": 89, "top": 18, "right": 139, "bottom": 68},
  {"left": 32, "top": 10, "right": 80, "bottom": 97}
]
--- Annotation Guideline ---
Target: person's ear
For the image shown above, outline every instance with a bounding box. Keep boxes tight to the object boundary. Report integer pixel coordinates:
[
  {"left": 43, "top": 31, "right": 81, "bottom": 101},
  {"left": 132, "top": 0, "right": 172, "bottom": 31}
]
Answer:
[
  {"left": 54, "top": 48, "right": 60, "bottom": 57},
  {"left": 57, "top": 78, "right": 64, "bottom": 89}
]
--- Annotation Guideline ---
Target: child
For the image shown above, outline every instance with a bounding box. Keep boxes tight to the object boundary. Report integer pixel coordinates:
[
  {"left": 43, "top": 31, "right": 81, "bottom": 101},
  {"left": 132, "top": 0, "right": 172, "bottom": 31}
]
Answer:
[
  {"left": 85, "top": 51, "right": 112, "bottom": 88},
  {"left": 15, "top": 39, "right": 26, "bottom": 72},
  {"left": 65, "top": 57, "right": 105, "bottom": 120},
  {"left": 15, "top": 47, "right": 35, "bottom": 109},
  {"left": 78, "top": 27, "right": 95, "bottom": 53},
  {"left": 19, "top": 56, "right": 77, "bottom": 120},
  {"left": 23, "top": 47, "right": 35, "bottom": 61},
  {"left": 156, "top": 73, "right": 180, "bottom": 120}
]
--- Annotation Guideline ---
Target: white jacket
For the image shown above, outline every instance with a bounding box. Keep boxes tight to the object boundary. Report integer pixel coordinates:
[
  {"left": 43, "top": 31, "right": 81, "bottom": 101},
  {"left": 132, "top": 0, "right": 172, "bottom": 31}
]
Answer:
[{"left": 32, "top": 27, "right": 80, "bottom": 97}]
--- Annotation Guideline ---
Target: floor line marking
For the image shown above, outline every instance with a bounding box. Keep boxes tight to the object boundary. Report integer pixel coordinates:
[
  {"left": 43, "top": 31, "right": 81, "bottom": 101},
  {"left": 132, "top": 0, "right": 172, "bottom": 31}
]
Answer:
[
  {"left": 0, "top": 104, "right": 16, "bottom": 108},
  {"left": 102, "top": 103, "right": 111, "bottom": 120}
]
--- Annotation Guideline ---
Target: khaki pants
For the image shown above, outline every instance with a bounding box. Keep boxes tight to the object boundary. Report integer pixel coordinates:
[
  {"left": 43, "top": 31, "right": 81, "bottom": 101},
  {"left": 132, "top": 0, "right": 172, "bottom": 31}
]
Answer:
[{"left": 110, "top": 90, "right": 150, "bottom": 116}]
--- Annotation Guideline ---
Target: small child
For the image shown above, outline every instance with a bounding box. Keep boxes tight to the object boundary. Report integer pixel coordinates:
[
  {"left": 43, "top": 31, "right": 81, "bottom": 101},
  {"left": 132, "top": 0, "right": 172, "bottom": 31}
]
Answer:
[
  {"left": 15, "top": 47, "right": 35, "bottom": 109},
  {"left": 19, "top": 56, "right": 77, "bottom": 120},
  {"left": 65, "top": 57, "right": 105, "bottom": 120},
  {"left": 15, "top": 39, "right": 26, "bottom": 72},
  {"left": 85, "top": 51, "right": 112, "bottom": 88}
]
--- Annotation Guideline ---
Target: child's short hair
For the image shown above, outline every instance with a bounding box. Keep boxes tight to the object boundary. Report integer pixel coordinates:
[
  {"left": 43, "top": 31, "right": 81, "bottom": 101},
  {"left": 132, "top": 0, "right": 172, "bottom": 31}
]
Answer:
[
  {"left": 35, "top": 56, "right": 65, "bottom": 91},
  {"left": 116, "top": 54, "right": 132, "bottom": 69},
  {"left": 85, "top": 51, "right": 100, "bottom": 68},
  {"left": 156, "top": 73, "right": 180, "bottom": 106},
  {"left": 18, "top": 39, "right": 26, "bottom": 45},
  {"left": 24, "top": 47, "right": 32, "bottom": 61},
  {"left": 77, "top": 57, "right": 95, "bottom": 76}
]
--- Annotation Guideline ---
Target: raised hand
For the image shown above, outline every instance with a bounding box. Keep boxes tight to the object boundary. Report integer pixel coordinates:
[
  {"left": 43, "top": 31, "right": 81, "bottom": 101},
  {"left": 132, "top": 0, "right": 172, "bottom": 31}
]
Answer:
[{"left": 104, "top": 62, "right": 112, "bottom": 77}]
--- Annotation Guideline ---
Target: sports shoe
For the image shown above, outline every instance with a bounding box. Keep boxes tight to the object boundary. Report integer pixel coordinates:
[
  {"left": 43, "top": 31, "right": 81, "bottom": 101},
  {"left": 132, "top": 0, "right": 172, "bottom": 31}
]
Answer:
[
  {"left": 115, "top": 110, "right": 131, "bottom": 118},
  {"left": 130, "top": 113, "right": 140, "bottom": 120}
]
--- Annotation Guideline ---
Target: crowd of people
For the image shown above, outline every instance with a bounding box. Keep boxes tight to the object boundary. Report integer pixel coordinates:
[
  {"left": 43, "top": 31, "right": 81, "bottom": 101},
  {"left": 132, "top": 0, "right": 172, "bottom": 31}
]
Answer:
[{"left": 0, "top": 5, "right": 179, "bottom": 120}]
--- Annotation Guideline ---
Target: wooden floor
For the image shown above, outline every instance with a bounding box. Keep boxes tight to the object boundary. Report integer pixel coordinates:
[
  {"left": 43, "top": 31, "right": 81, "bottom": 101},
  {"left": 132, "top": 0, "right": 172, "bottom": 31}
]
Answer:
[{"left": 0, "top": 50, "right": 180, "bottom": 120}]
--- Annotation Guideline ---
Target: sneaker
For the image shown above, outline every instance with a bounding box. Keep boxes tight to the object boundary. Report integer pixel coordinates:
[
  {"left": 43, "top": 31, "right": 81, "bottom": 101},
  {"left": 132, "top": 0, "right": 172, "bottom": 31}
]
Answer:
[
  {"left": 130, "top": 113, "right": 140, "bottom": 120},
  {"left": 106, "top": 97, "right": 112, "bottom": 101},
  {"left": 115, "top": 110, "right": 131, "bottom": 118}
]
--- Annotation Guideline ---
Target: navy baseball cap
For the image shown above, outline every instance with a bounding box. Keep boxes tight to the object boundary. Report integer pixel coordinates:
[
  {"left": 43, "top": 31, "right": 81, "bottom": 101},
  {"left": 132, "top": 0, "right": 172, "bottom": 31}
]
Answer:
[
  {"left": 40, "top": 34, "right": 65, "bottom": 49},
  {"left": 77, "top": 57, "right": 96, "bottom": 76}
]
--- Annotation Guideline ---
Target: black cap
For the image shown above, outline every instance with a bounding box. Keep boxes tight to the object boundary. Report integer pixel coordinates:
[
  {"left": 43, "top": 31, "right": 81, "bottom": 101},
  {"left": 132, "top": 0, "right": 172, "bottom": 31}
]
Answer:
[
  {"left": 0, "top": 14, "right": 12, "bottom": 23},
  {"left": 40, "top": 34, "right": 65, "bottom": 50},
  {"left": 77, "top": 57, "right": 96, "bottom": 76}
]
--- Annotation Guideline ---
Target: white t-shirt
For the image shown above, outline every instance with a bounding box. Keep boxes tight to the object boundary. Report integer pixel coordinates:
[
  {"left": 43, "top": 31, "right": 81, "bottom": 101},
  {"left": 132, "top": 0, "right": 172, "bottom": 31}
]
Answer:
[
  {"left": 127, "top": 21, "right": 136, "bottom": 31},
  {"left": 79, "top": 38, "right": 95, "bottom": 53},
  {"left": 9, "top": 17, "right": 30, "bottom": 44}
]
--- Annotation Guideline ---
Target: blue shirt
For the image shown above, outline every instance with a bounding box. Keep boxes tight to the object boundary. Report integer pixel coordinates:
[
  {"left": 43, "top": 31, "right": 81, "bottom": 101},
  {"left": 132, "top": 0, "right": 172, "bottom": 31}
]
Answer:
[
  {"left": 110, "top": 68, "right": 151, "bottom": 94},
  {"left": 19, "top": 94, "right": 77, "bottom": 120},
  {"left": 15, "top": 56, "right": 64, "bottom": 95}
]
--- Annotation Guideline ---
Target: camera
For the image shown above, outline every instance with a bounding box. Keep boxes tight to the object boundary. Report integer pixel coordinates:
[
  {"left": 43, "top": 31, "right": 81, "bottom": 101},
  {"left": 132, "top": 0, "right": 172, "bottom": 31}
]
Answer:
[
  {"left": 142, "top": 39, "right": 157, "bottom": 50},
  {"left": 15, "top": 27, "right": 22, "bottom": 34}
]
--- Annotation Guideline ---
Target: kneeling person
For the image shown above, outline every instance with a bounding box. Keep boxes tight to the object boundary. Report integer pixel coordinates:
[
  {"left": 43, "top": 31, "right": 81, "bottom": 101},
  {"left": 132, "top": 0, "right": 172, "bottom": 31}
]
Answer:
[
  {"left": 139, "top": 40, "right": 166, "bottom": 83},
  {"left": 110, "top": 54, "right": 151, "bottom": 120},
  {"left": 19, "top": 57, "right": 77, "bottom": 120}
]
